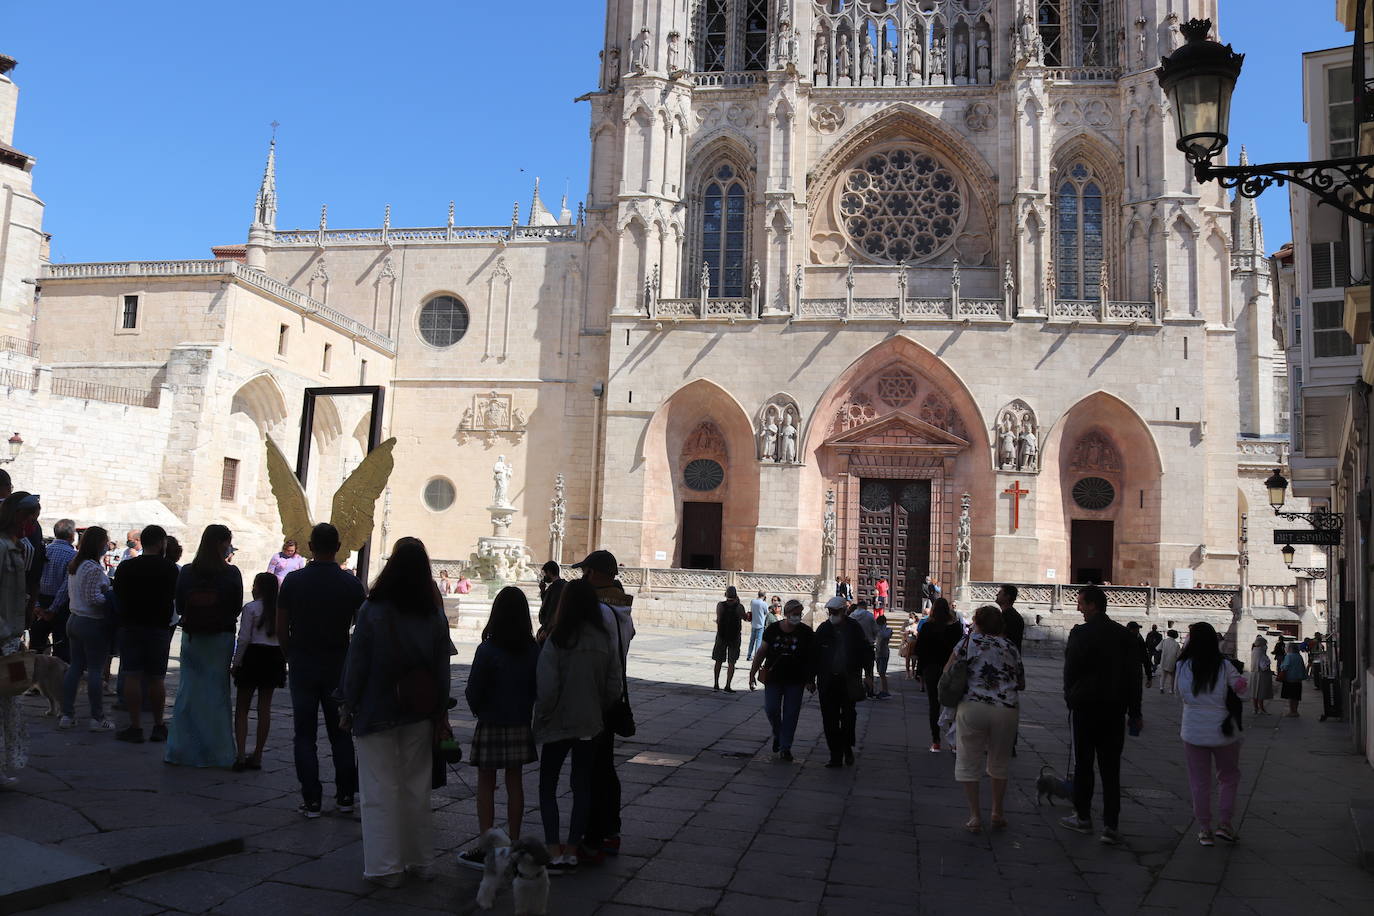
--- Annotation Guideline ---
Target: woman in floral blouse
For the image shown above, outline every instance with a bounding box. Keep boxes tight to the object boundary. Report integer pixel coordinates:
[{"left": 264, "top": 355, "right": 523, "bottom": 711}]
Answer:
[{"left": 947, "top": 604, "right": 1025, "bottom": 833}]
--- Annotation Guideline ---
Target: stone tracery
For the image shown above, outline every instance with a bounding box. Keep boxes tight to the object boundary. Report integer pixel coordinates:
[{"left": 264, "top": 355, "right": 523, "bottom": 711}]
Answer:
[
  {"left": 835, "top": 142, "right": 967, "bottom": 265},
  {"left": 812, "top": 0, "right": 994, "bottom": 87}
]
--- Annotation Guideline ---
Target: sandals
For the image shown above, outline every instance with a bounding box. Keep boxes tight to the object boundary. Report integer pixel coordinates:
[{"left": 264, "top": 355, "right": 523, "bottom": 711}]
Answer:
[{"left": 965, "top": 817, "right": 983, "bottom": 834}]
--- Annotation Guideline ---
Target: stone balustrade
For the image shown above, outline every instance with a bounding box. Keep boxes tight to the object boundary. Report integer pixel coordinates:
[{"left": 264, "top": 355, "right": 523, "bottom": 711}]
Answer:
[
  {"left": 270, "top": 225, "right": 579, "bottom": 246},
  {"left": 691, "top": 71, "right": 761, "bottom": 87},
  {"left": 1050, "top": 299, "right": 1158, "bottom": 323},
  {"left": 964, "top": 582, "right": 1240, "bottom": 615}
]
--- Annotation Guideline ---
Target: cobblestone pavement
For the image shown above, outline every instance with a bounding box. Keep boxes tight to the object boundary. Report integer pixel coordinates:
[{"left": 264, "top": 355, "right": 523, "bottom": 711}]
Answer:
[{"left": 4, "top": 625, "right": 1374, "bottom": 915}]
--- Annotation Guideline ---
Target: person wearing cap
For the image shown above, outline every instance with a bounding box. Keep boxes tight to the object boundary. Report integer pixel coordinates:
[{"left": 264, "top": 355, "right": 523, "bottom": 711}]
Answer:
[
  {"left": 568, "top": 549, "right": 635, "bottom": 862},
  {"left": 713, "top": 586, "right": 748, "bottom": 694},
  {"left": 814, "top": 595, "right": 872, "bottom": 767}
]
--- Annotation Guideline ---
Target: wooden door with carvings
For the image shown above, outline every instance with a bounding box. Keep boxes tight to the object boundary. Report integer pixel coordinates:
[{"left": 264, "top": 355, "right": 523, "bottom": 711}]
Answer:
[{"left": 857, "top": 479, "right": 931, "bottom": 615}]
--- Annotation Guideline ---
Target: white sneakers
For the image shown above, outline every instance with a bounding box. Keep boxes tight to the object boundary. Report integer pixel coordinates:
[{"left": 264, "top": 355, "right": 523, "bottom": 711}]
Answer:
[
  {"left": 57, "top": 716, "right": 75, "bottom": 729},
  {"left": 88, "top": 718, "right": 115, "bottom": 732}
]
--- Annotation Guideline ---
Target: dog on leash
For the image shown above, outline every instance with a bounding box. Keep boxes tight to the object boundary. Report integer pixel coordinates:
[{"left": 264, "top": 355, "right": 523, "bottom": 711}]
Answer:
[
  {"left": 1035, "top": 765, "right": 1074, "bottom": 807},
  {"left": 473, "top": 828, "right": 511, "bottom": 911},
  {"left": 508, "top": 837, "right": 552, "bottom": 916},
  {"left": 32, "top": 655, "right": 68, "bottom": 717}
]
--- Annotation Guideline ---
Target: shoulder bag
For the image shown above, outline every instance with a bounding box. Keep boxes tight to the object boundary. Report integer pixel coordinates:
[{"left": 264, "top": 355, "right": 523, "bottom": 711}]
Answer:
[
  {"left": 0, "top": 650, "right": 36, "bottom": 696},
  {"left": 937, "top": 634, "right": 974, "bottom": 707},
  {"left": 605, "top": 612, "right": 636, "bottom": 738},
  {"left": 390, "top": 607, "right": 440, "bottom": 720}
]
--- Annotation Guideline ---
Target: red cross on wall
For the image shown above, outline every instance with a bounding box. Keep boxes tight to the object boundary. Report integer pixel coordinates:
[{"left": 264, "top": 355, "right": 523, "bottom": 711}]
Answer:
[{"left": 1003, "top": 480, "right": 1029, "bottom": 532}]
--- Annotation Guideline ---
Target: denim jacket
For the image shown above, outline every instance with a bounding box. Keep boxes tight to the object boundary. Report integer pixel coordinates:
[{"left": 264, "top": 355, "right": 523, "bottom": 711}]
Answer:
[{"left": 340, "top": 598, "right": 454, "bottom": 737}]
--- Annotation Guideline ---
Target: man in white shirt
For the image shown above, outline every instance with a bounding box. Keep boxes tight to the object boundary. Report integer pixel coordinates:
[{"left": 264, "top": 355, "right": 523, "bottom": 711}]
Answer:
[
  {"left": 1158, "top": 629, "right": 1182, "bottom": 694},
  {"left": 746, "top": 591, "right": 769, "bottom": 664}
]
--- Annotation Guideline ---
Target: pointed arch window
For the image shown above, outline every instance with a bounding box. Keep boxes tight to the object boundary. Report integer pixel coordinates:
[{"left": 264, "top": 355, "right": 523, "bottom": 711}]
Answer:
[
  {"left": 696, "top": 0, "right": 770, "bottom": 72},
  {"left": 1055, "top": 163, "right": 1104, "bottom": 301},
  {"left": 1037, "top": 0, "right": 1110, "bottom": 68},
  {"left": 1037, "top": 0, "right": 1063, "bottom": 67},
  {"left": 700, "top": 165, "right": 748, "bottom": 296}
]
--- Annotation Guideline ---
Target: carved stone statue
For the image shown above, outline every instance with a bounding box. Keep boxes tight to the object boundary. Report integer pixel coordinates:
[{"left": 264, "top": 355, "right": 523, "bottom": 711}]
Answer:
[
  {"left": 780, "top": 410, "right": 798, "bottom": 463},
  {"left": 822, "top": 489, "right": 837, "bottom": 554},
  {"left": 956, "top": 494, "right": 972, "bottom": 593},
  {"left": 1017, "top": 12, "right": 1041, "bottom": 65},
  {"left": 605, "top": 46, "right": 621, "bottom": 89},
  {"left": 492, "top": 455, "right": 513, "bottom": 507},
  {"left": 930, "top": 37, "right": 946, "bottom": 82},
  {"left": 631, "top": 28, "right": 651, "bottom": 72},
  {"left": 881, "top": 43, "right": 896, "bottom": 80},
  {"left": 999, "top": 422, "right": 1018, "bottom": 471},
  {"left": 760, "top": 407, "right": 780, "bottom": 461},
  {"left": 907, "top": 37, "right": 924, "bottom": 83},
  {"left": 666, "top": 31, "right": 681, "bottom": 72},
  {"left": 813, "top": 34, "right": 829, "bottom": 82},
  {"left": 776, "top": 20, "right": 796, "bottom": 65},
  {"left": 976, "top": 35, "right": 991, "bottom": 82},
  {"left": 860, "top": 40, "right": 875, "bottom": 80},
  {"left": 836, "top": 37, "right": 851, "bottom": 79},
  {"left": 954, "top": 35, "right": 969, "bottom": 81},
  {"left": 548, "top": 473, "right": 566, "bottom": 563},
  {"left": 1017, "top": 421, "right": 1039, "bottom": 472}
]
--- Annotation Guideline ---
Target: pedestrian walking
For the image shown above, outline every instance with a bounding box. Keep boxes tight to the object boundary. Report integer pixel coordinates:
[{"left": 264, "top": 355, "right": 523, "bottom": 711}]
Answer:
[
  {"left": 278, "top": 522, "right": 367, "bottom": 816},
  {"left": 59, "top": 524, "right": 115, "bottom": 732},
  {"left": 1249, "top": 635, "right": 1273, "bottom": 714},
  {"left": 458, "top": 586, "right": 539, "bottom": 869},
  {"left": 0, "top": 492, "right": 41, "bottom": 782},
  {"left": 1059, "top": 585, "right": 1144, "bottom": 846},
  {"left": 746, "top": 591, "right": 768, "bottom": 664},
  {"left": 849, "top": 599, "right": 879, "bottom": 697},
  {"left": 1145, "top": 624, "right": 1163, "bottom": 683},
  {"left": 1158, "top": 629, "right": 1182, "bottom": 694},
  {"left": 267, "top": 539, "right": 306, "bottom": 583},
  {"left": 949, "top": 605, "right": 1024, "bottom": 833},
  {"left": 31, "top": 517, "right": 76, "bottom": 660},
  {"left": 533, "top": 578, "right": 623, "bottom": 874},
  {"left": 166, "top": 524, "right": 242, "bottom": 768},
  {"left": 874, "top": 575, "right": 890, "bottom": 611},
  {"left": 748, "top": 599, "right": 815, "bottom": 761},
  {"left": 900, "top": 612, "right": 919, "bottom": 681},
  {"left": 995, "top": 585, "right": 1025, "bottom": 652},
  {"left": 768, "top": 595, "right": 783, "bottom": 626},
  {"left": 230, "top": 573, "right": 286, "bottom": 771},
  {"left": 915, "top": 597, "right": 963, "bottom": 752},
  {"left": 712, "top": 586, "right": 747, "bottom": 693},
  {"left": 814, "top": 596, "right": 871, "bottom": 768},
  {"left": 111, "top": 524, "right": 178, "bottom": 743},
  {"left": 573, "top": 550, "right": 635, "bottom": 863},
  {"left": 338, "top": 537, "right": 451, "bottom": 887},
  {"left": 873, "top": 614, "right": 893, "bottom": 699},
  {"left": 1176, "top": 622, "right": 1247, "bottom": 846},
  {"left": 1127, "top": 622, "right": 1152, "bottom": 687},
  {"left": 1277, "top": 641, "right": 1308, "bottom": 717}
]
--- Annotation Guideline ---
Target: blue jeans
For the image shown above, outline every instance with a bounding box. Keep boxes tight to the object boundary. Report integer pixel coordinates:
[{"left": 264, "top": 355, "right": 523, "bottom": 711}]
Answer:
[
  {"left": 63, "top": 614, "right": 110, "bottom": 719},
  {"left": 764, "top": 682, "right": 805, "bottom": 752},
  {"left": 539, "top": 737, "right": 595, "bottom": 848},
  {"left": 746, "top": 627, "right": 764, "bottom": 660},
  {"left": 288, "top": 651, "right": 357, "bottom": 805}
]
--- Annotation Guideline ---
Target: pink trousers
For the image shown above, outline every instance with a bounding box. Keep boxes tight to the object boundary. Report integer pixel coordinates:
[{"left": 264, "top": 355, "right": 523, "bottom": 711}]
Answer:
[{"left": 1184, "top": 741, "right": 1241, "bottom": 830}]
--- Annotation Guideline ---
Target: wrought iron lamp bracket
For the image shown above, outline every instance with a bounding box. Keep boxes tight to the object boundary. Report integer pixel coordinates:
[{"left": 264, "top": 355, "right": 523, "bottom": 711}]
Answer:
[{"left": 1195, "top": 154, "right": 1374, "bottom": 223}]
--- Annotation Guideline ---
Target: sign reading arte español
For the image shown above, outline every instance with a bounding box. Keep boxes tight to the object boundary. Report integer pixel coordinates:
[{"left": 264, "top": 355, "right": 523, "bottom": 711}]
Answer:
[{"left": 1273, "top": 529, "right": 1341, "bottom": 546}]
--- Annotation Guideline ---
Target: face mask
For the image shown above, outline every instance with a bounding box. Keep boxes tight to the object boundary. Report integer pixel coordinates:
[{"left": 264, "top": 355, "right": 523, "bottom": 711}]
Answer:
[
  {"left": 829, "top": 613, "right": 845, "bottom": 625},
  {"left": 126, "top": 540, "right": 135, "bottom": 549},
  {"left": 787, "top": 613, "right": 804, "bottom": 624}
]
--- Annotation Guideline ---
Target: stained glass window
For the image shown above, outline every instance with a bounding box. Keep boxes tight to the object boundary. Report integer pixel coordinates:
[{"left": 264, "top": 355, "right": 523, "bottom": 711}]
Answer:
[
  {"left": 702, "top": 165, "right": 748, "bottom": 296},
  {"left": 836, "top": 144, "right": 965, "bottom": 264},
  {"left": 1056, "top": 163, "right": 1104, "bottom": 300}
]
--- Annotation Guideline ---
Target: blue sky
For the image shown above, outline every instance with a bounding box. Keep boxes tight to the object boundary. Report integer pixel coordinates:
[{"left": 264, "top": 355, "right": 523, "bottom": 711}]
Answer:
[{"left": 4, "top": 1, "right": 1353, "bottom": 263}]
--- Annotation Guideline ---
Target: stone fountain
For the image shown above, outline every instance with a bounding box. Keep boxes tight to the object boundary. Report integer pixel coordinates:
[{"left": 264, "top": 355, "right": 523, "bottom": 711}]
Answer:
[{"left": 464, "top": 454, "right": 534, "bottom": 592}]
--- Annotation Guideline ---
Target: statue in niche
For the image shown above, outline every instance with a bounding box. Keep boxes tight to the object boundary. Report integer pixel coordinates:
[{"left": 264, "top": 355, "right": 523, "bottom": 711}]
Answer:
[
  {"left": 907, "top": 37, "right": 923, "bottom": 83},
  {"left": 1135, "top": 17, "right": 1148, "bottom": 65},
  {"left": 631, "top": 28, "right": 651, "bottom": 72},
  {"left": 881, "top": 42, "right": 896, "bottom": 80},
  {"left": 822, "top": 490, "right": 836, "bottom": 554},
  {"left": 836, "top": 37, "right": 851, "bottom": 79},
  {"left": 780, "top": 410, "right": 798, "bottom": 464},
  {"left": 1017, "top": 420, "right": 1039, "bottom": 471},
  {"left": 492, "top": 455, "right": 513, "bottom": 508},
  {"left": 759, "top": 407, "right": 780, "bottom": 461},
  {"left": 930, "top": 37, "right": 946, "bottom": 83},
  {"left": 860, "top": 40, "right": 875, "bottom": 81},
  {"left": 666, "top": 31, "right": 681, "bottom": 72},
  {"left": 813, "top": 35, "right": 829, "bottom": 82},
  {"left": 604, "top": 47, "right": 621, "bottom": 90},
  {"left": 998, "top": 420, "right": 1018, "bottom": 471},
  {"left": 776, "top": 20, "right": 796, "bottom": 65},
  {"left": 954, "top": 34, "right": 969, "bottom": 81},
  {"left": 1017, "top": 12, "right": 1041, "bottom": 64},
  {"left": 956, "top": 495, "right": 972, "bottom": 569},
  {"left": 976, "top": 35, "right": 991, "bottom": 82}
]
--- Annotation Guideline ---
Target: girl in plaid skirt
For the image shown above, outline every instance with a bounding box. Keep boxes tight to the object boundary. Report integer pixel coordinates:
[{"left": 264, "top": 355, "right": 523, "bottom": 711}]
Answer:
[{"left": 458, "top": 586, "right": 539, "bottom": 868}]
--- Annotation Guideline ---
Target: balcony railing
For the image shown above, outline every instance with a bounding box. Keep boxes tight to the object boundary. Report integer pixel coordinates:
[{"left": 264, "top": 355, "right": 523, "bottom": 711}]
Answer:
[
  {"left": 1050, "top": 299, "right": 1157, "bottom": 323},
  {"left": 691, "top": 71, "right": 760, "bottom": 87},
  {"left": 50, "top": 376, "right": 159, "bottom": 408},
  {"left": 1043, "top": 66, "right": 1122, "bottom": 82},
  {"left": 271, "top": 224, "right": 580, "bottom": 246},
  {"left": 0, "top": 367, "right": 37, "bottom": 391},
  {"left": 0, "top": 336, "right": 38, "bottom": 358}
]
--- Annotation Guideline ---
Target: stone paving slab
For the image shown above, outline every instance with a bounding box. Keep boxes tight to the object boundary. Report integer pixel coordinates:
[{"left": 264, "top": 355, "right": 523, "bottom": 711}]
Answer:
[
  {"left": 0, "top": 835, "right": 107, "bottom": 915},
  {"left": 4, "top": 625, "right": 1374, "bottom": 914}
]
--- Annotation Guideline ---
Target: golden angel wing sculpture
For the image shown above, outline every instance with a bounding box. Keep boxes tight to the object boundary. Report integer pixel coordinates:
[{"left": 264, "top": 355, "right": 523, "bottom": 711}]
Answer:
[
  {"left": 331, "top": 437, "right": 397, "bottom": 555},
  {"left": 265, "top": 435, "right": 397, "bottom": 559},
  {"left": 265, "top": 436, "right": 315, "bottom": 553}
]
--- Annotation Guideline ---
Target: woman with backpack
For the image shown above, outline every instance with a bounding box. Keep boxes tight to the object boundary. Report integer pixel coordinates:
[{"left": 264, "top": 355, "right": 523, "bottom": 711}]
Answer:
[
  {"left": 166, "top": 525, "right": 242, "bottom": 768},
  {"left": 340, "top": 537, "right": 453, "bottom": 887},
  {"left": 1176, "top": 622, "right": 1248, "bottom": 846},
  {"left": 230, "top": 572, "right": 286, "bottom": 771}
]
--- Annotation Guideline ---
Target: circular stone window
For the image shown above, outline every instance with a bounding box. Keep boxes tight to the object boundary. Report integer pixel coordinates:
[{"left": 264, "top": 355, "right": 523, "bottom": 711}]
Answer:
[
  {"left": 423, "top": 477, "right": 456, "bottom": 511},
  {"left": 418, "top": 295, "right": 470, "bottom": 348},
  {"left": 834, "top": 143, "right": 967, "bottom": 264},
  {"left": 683, "top": 459, "right": 725, "bottom": 492},
  {"left": 1072, "top": 477, "right": 1116, "bottom": 511}
]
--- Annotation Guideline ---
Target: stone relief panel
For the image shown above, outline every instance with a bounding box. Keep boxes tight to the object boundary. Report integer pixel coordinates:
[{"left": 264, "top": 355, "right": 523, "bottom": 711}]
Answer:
[
  {"left": 457, "top": 391, "right": 528, "bottom": 445},
  {"left": 1069, "top": 429, "right": 1122, "bottom": 473},
  {"left": 823, "top": 366, "right": 971, "bottom": 443},
  {"left": 756, "top": 395, "right": 803, "bottom": 464},
  {"left": 919, "top": 392, "right": 966, "bottom": 440},
  {"left": 809, "top": 102, "right": 846, "bottom": 134},
  {"left": 994, "top": 399, "right": 1039, "bottom": 472}
]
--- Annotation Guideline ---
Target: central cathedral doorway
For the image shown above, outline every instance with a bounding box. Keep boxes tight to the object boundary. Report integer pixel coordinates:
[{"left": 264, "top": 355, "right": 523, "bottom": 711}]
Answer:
[
  {"left": 857, "top": 478, "right": 931, "bottom": 614},
  {"left": 1070, "top": 519, "right": 1114, "bottom": 583},
  {"left": 681, "top": 501, "right": 723, "bottom": 569}
]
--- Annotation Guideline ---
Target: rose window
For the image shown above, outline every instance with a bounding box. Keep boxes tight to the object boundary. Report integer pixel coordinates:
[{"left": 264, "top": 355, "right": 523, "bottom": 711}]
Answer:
[
  {"left": 1072, "top": 477, "right": 1116, "bottom": 511},
  {"left": 835, "top": 144, "right": 966, "bottom": 265}
]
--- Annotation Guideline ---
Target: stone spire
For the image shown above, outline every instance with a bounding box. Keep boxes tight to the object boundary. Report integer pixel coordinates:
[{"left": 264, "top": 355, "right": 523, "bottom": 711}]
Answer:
[
  {"left": 529, "top": 177, "right": 559, "bottom": 227},
  {"left": 252, "top": 134, "right": 278, "bottom": 230},
  {"left": 558, "top": 191, "right": 573, "bottom": 226},
  {"left": 1231, "top": 146, "right": 1264, "bottom": 256}
]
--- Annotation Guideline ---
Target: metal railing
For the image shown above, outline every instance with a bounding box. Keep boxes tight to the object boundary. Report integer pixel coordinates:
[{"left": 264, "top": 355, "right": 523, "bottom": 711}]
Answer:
[
  {"left": 0, "top": 367, "right": 37, "bottom": 391},
  {"left": 50, "top": 376, "right": 159, "bottom": 408},
  {"left": 0, "top": 336, "right": 38, "bottom": 358}
]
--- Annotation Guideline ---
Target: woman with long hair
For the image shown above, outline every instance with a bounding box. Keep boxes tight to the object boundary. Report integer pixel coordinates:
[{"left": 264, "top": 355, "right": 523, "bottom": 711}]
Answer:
[
  {"left": 457, "top": 586, "right": 540, "bottom": 868},
  {"left": 59, "top": 524, "right": 114, "bottom": 731},
  {"left": 1, "top": 492, "right": 42, "bottom": 780},
  {"left": 533, "top": 577, "right": 621, "bottom": 874},
  {"left": 1176, "top": 622, "right": 1247, "bottom": 846},
  {"left": 166, "top": 524, "right": 242, "bottom": 767},
  {"left": 231, "top": 572, "right": 286, "bottom": 771},
  {"left": 914, "top": 596, "right": 964, "bottom": 752},
  {"left": 341, "top": 537, "right": 452, "bottom": 887}
]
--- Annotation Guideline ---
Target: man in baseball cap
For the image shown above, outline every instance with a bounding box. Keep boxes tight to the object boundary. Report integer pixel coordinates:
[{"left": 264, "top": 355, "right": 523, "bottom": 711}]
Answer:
[{"left": 571, "top": 549, "right": 619, "bottom": 578}]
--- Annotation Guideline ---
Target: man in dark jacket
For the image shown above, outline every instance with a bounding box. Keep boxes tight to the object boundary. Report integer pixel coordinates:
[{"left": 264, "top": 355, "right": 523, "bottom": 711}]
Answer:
[
  {"left": 996, "top": 584, "right": 1025, "bottom": 651},
  {"left": 814, "top": 596, "right": 873, "bottom": 768},
  {"left": 1060, "top": 585, "right": 1143, "bottom": 845},
  {"left": 537, "top": 560, "right": 565, "bottom": 636}
]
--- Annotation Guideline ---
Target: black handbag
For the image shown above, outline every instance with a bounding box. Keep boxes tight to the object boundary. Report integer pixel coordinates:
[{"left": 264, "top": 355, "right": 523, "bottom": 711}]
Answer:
[{"left": 606, "top": 613, "right": 636, "bottom": 738}]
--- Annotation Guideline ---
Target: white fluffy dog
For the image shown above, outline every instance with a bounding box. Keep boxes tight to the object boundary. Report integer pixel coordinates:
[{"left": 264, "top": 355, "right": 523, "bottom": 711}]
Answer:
[
  {"left": 473, "top": 828, "right": 511, "bottom": 911},
  {"left": 508, "top": 838, "right": 552, "bottom": 916}
]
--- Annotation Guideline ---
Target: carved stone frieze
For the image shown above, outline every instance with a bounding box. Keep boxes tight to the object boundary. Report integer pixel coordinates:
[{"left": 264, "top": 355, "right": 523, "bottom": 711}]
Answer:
[{"left": 457, "top": 390, "right": 528, "bottom": 445}]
